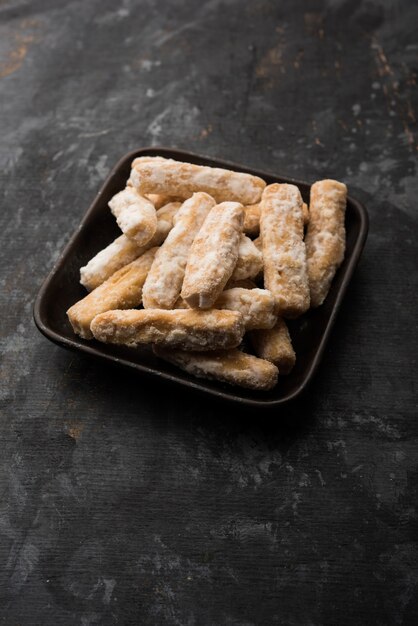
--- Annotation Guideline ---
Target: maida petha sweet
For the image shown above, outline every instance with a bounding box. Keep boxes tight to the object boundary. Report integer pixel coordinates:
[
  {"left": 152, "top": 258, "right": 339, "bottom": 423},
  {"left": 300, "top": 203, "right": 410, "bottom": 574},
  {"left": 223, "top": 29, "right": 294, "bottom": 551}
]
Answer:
[
  {"left": 181, "top": 202, "right": 244, "bottom": 309},
  {"left": 250, "top": 317, "right": 296, "bottom": 374},
  {"left": 154, "top": 347, "right": 279, "bottom": 390},
  {"left": 260, "top": 183, "right": 310, "bottom": 318},
  {"left": 90, "top": 308, "right": 245, "bottom": 351},
  {"left": 213, "top": 287, "right": 277, "bottom": 330},
  {"left": 130, "top": 159, "right": 266, "bottom": 205},
  {"left": 305, "top": 179, "right": 347, "bottom": 307},
  {"left": 243, "top": 201, "right": 309, "bottom": 237}
]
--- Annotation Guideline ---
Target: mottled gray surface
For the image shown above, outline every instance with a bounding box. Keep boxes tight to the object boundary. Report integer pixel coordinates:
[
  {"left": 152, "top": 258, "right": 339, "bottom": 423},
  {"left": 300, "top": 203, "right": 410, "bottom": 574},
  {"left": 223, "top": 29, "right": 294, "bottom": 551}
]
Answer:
[{"left": 1, "top": 0, "right": 417, "bottom": 624}]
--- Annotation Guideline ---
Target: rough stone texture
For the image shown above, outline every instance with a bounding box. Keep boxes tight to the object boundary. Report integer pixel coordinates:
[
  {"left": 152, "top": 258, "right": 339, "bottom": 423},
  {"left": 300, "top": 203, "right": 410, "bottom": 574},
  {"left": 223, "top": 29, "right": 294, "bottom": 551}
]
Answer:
[{"left": 1, "top": 0, "right": 417, "bottom": 624}]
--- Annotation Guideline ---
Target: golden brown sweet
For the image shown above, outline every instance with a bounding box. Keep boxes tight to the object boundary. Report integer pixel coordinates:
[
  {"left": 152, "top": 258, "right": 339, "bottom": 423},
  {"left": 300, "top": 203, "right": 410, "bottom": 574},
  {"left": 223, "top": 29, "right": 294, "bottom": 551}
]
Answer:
[
  {"left": 67, "top": 248, "right": 157, "bottom": 339},
  {"left": 181, "top": 202, "right": 244, "bottom": 308},
  {"left": 91, "top": 308, "right": 245, "bottom": 351},
  {"left": 108, "top": 187, "right": 157, "bottom": 246},
  {"left": 243, "top": 201, "right": 309, "bottom": 237},
  {"left": 214, "top": 288, "right": 277, "bottom": 330},
  {"left": 231, "top": 235, "right": 263, "bottom": 281},
  {"left": 154, "top": 347, "right": 279, "bottom": 390},
  {"left": 305, "top": 179, "right": 347, "bottom": 307},
  {"left": 260, "top": 183, "right": 310, "bottom": 318},
  {"left": 250, "top": 317, "right": 296, "bottom": 374},
  {"left": 243, "top": 203, "right": 261, "bottom": 237},
  {"left": 79, "top": 202, "right": 181, "bottom": 291},
  {"left": 142, "top": 193, "right": 216, "bottom": 309},
  {"left": 130, "top": 159, "right": 266, "bottom": 204}
]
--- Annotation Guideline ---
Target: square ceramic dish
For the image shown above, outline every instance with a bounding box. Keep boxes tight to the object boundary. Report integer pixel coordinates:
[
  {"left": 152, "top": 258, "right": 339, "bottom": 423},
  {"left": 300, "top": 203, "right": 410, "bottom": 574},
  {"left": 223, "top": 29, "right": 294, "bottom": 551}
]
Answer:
[{"left": 33, "top": 148, "right": 368, "bottom": 407}]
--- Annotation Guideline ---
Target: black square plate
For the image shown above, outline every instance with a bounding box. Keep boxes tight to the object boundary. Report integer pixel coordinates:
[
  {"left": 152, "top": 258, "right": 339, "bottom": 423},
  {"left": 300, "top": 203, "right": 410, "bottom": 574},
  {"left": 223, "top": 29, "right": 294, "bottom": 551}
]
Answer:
[{"left": 34, "top": 148, "right": 368, "bottom": 407}]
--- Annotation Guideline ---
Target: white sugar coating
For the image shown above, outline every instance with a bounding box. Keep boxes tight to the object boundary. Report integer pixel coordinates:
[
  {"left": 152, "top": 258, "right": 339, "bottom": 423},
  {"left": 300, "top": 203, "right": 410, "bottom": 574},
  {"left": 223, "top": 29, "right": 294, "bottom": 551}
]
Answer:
[
  {"left": 231, "top": 235, "right": 263, "bottom": 280},
  {"left": 108, "top": 187, "right": 135, "bottom": 218},
  {"left": 263, "top": 201, "right": 307, "bottom": 270},
  {"left": 108, "top": 187, "right": 157, "bottom": 246},
  {"left": 131, "top": 160, "right": 266, "bottom": 204},
  {"left": 80, "top": 235, "right": 140, "bottom": 291},
  {"left": 130, "top": 157, "right": 175, "bottom": 186},
  {"left": 142, "top": 192, "right": 216, "bottom": 309},
  {"left": 116, "top": 202, "right": 148, "bottom": 231},
  {"left": 131, "top": 155, "right": 174, "bottom": 168},
  {"left": 181, "top": 202, "right": 244, "bottom": 309},
  {"left": 238, "top": 233, "right": 256, "bottom": 256},
  {"left": 261, "top": 183, "right": 310, "bottom": 317},
  {"left": 79, "top": 202, "right": 181, "bottom": 291},
  {"left": 307, "top": 230, "right": 338, "bottom": 257},
  {"left": 81, "top": 235, "right": 126, "bottom": 277},
  {"left": 215, "top": 287, "right": 277, "bottom": 330}
]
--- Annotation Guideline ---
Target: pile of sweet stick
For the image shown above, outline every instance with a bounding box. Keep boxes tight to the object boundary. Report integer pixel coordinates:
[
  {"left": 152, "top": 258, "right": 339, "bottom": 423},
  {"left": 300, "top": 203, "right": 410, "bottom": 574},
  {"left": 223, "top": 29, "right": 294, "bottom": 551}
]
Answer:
[{"left": 67, "top": 156, "right": 347, "bottom": 391}]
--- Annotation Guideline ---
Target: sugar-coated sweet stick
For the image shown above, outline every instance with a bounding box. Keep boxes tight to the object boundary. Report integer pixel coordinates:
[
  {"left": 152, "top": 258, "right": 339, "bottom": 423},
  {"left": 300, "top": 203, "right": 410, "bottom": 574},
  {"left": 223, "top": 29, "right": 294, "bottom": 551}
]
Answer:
[
  {"left": 90, "top": 308, "right": 244, "bottom": 351},
  {"left": 243, "top": 204, "right": 261, "bottom": 237},
  {"left": 142, "top": 193, "right": 216, "bottom": 309},
  {"left": 130, "top": 160, "right": 266, "bottom": 205},
  {"left": 154, "top": 347, "right": 279, "bottom": 391},
  {"left": 79, "top": 202, "right": 181, "bottom": 291},
  {"left": 127, "top": 157, "right": 171, "bottom": 188},
  {"left": 109, "top": 187, "right": 157, "bottom": 246},
  {"left": 250, "top": 317, "right": 296, "bottom": 374},
  {"left": 260, "top": 183, "right": 310, "bottom": 318},
  {"left": 214, "top": 288, "right": 277, "bottom": 330},
  {"left": 67, "top": 248, "right": 157, "bottom": 340},
  {"left": 128, "top": 164, "right": 187, "bottom": 207},
  {"left": 127, "top": 156, "right": 173, "bottom": 183},
  {"left": 243, "top": 200, "right": 309, "bottom": 238},
  {"left": 231, "top": 235, "right": 263, "bottom": 281},
  {"left": 181, "top": 202, "right": 244, "bottom": 308},
  {"left": 305, "top": 179, "right": 347, "bottom": 307}
]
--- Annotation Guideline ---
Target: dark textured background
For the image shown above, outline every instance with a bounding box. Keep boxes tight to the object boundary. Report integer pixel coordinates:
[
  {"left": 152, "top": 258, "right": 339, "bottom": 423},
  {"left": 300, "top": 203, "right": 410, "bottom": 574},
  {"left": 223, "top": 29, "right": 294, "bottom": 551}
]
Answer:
[{"left": 1, "top": 0, "right": 417, "bottom": 624}]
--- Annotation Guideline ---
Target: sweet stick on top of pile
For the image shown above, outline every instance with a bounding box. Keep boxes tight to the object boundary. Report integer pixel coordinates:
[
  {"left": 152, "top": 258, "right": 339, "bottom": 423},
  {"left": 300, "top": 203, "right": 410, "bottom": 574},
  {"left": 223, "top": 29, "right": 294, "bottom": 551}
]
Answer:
[{"left": 67, "top": 156, "right": 347, "bottom": 391}]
